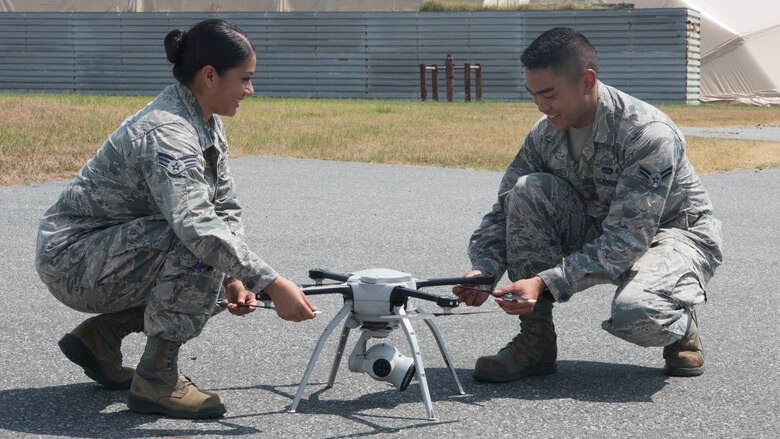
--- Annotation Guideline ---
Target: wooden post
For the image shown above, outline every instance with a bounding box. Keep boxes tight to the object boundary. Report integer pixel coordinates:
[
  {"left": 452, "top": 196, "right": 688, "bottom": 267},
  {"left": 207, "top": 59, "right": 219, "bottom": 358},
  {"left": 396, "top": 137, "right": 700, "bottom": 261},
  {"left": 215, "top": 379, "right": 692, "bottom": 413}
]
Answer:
[
  {"left": 464, "top": 62, "right": 471, "bottom": 102},
  {"left": 425, "top": 58, "right": 482, "bottom": 103},
  {"left": 476, "top": 64, "right": 482, "bottom": 101},
  {"left": 431, "top": 66, "right": 439, "bottom": 101},
  {"left": 420, "top": 64, "right": 427, "bottom": 101},
  {"left": 445, "top": 54, "right": 454, "bottom": 102}
]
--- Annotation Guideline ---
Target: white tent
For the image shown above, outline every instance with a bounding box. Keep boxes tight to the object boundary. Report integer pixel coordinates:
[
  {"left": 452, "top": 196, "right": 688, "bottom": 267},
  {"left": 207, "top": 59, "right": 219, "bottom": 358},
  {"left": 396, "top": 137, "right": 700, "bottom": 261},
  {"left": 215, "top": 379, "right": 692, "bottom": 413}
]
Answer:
[
  {"left": 596, "top": 0, "right": 780, "bottom": 105},
  {"left": 499, "top": 0, "right": 780, "bottom": 105}
]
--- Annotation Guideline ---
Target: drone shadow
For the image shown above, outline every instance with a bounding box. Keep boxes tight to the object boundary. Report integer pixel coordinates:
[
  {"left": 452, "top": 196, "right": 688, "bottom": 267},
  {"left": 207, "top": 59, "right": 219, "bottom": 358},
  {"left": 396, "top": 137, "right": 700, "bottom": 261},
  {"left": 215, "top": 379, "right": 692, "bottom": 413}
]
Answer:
[
  {"left": 0, "top": 383, "right": 259, "bottom": 438},
  {"left": 228, "top": 380, "right": 460, "bottom": 438},
  {"left": 223, "top": 359, "right": 668, "bottom": 438}
]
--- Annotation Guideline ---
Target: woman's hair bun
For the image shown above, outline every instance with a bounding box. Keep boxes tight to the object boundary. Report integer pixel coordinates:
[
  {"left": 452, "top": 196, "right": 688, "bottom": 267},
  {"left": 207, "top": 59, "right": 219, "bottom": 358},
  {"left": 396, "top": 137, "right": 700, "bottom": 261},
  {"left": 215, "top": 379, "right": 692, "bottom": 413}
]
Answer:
[{"left": 164, "top": 29, "right": 187, "bottom": 64}]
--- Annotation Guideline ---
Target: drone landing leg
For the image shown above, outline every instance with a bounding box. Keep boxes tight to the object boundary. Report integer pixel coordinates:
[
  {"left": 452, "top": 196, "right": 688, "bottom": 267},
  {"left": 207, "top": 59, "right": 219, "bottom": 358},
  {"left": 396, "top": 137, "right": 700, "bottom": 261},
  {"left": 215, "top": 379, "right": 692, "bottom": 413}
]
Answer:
[
  {"left": 326, "top": 319, "right": 354, "bottom": 388},
  {"left": 396, "top": 306, "right": 436, "bottom": 421},
  {"left": 289, "top": 300, "right": 353, "bottom": 414},
  {"left": 422, "top": 317, "right": 465, "bottom": 395}
]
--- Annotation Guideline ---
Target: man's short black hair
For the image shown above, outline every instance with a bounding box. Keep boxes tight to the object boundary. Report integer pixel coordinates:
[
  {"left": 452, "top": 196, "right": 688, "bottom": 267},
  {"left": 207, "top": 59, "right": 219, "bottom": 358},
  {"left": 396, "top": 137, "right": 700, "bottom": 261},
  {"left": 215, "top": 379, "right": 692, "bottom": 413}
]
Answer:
[{"left": 521, "top": 27, "right": 599, "bottom": 82}]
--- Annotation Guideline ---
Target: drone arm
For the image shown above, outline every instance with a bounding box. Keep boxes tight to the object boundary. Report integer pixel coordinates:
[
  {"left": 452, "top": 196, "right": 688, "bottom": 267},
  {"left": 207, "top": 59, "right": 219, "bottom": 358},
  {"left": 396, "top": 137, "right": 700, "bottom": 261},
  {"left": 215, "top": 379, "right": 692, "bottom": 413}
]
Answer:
[
  {"left": 308, "top": 268, "right": 351, "bottom": 282},
  {"left": 390, "top": 286, "right": 460, "bottom": 309},
  {"left": 415, "top": 274, "right": 495, "bottom": 289},
  {"left": 255, "top": 285, "right": 352, "bottom": 302}
]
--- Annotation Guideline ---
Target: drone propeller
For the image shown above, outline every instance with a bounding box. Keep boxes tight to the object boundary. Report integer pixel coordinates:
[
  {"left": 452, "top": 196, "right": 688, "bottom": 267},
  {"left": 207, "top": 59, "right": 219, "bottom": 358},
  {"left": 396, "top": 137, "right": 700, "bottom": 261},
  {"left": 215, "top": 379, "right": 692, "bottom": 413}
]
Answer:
[
  {"left": 307, "top": 267, "right": 351, "bottom": 282},
  {"left": 255, "top": 284, "right": 352, "bottom": 303},
  {"left": 415, "top": 274, "right": 494, "bottom": 289},
  {"left": 378, "top": 309, "right": 498, "bottom": 320},
  {"left": 428, "top": 310, "right": 499, "bottom": 316},
  {"left": 237, "top": 303, "right": 323, "bottom": 315},
  {"left": 237, "top": 303, "right": 275, "bottom": 310}
]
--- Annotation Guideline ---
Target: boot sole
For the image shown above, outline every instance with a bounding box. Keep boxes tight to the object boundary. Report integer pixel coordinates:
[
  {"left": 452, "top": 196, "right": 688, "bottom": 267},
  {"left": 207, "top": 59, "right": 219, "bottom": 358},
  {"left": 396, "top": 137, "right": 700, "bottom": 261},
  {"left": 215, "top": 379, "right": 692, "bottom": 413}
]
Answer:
[
  {"left": 663, "top": 365, "right": 704, "bottom": 377},
  {"left": 474, "top": 364, "right": 557, "bottom": 383},
  {"left": 127, "top": 393, "right": 226, "bottom": 419},
  {"left": 58, "top": 333, "right": 132, "bottom": 390}
]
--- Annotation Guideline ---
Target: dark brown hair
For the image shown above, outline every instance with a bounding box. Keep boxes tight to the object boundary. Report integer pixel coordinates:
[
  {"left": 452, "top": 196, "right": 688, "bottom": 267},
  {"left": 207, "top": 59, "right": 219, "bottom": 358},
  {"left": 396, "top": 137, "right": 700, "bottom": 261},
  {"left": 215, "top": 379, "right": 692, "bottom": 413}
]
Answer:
[
  {"left": 164, "top": 19, "right": 255, "bottom": 85},
  {"left": 521, "top": 27, "right": 599, "bottom": 82}
]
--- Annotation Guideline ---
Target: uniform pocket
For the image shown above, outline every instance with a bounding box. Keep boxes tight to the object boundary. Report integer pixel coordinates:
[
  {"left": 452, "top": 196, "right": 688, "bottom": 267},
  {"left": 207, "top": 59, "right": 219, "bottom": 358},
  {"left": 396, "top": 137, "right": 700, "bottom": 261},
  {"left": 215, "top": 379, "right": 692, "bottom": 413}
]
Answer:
[
  {"left": 643, "top": 232, "right": 707, "bottom": 306},
  {"left": 159, "top": 248, "right": 221, "bottom": 316}
]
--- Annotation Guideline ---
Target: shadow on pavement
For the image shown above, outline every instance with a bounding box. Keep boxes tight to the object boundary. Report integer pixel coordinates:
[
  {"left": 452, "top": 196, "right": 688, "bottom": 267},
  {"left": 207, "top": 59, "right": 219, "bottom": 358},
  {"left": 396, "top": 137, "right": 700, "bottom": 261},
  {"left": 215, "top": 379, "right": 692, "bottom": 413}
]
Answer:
[
  {"left": 0, "top": 383, "right": 260, "bottom": 438},
  {"left": 460, "top": 360, "right": 669, "bottom": 403},
  {"left": 0, "top": 361, "right": 666, "bottom": 438}
]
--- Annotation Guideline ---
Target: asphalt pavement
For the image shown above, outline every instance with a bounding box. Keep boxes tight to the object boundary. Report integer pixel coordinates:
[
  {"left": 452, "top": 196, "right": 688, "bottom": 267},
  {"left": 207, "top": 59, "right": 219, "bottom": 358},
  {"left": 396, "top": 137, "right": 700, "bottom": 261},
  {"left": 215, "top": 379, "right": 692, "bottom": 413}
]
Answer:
[{"left": 1, "top": 157, "right": 778, "bottom": 438}]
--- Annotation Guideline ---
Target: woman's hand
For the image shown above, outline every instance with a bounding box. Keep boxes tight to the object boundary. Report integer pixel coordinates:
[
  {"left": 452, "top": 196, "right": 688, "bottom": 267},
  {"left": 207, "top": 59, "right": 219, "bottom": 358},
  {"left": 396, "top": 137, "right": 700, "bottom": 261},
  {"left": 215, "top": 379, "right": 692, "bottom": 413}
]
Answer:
[
  {"left": 263, "top": 276, "right": 319, "bottom": 322},
  {"left": 224, "top": 278, "right": 258, "bottom": 316}
]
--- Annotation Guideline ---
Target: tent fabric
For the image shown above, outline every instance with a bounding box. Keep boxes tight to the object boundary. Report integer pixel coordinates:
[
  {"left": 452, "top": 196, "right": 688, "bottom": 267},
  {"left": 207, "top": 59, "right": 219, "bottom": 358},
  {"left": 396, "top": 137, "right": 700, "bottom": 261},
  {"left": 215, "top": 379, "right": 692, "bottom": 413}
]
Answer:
[{"left": 595, "top": 0, "right": 780, "bottom": 105}]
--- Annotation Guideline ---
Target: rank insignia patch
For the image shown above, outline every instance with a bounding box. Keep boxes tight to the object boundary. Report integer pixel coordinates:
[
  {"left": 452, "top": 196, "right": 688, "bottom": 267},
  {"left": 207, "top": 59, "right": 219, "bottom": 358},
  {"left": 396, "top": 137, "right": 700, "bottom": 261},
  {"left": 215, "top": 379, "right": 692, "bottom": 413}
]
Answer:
[
  {"left": 639, "top": 165, "right": 673, "bottom": 188},
  {"left": 158, "top": 153, "right": 198, "bottom": 175}
]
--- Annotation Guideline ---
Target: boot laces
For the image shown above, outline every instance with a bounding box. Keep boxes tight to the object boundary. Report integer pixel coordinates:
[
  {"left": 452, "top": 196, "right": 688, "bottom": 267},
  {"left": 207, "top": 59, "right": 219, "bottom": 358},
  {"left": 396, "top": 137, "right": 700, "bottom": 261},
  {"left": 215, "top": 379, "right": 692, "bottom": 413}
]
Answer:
[{"left": 499, "top": 320, "right": 536, "bottom": 354}]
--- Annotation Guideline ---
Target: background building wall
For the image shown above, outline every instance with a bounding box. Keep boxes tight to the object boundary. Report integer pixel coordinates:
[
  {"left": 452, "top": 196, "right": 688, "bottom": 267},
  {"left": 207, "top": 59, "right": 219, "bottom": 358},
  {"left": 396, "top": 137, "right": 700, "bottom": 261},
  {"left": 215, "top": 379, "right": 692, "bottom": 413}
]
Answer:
[{"left": 0, "top": 9, "right": 700, "bottom": 102}]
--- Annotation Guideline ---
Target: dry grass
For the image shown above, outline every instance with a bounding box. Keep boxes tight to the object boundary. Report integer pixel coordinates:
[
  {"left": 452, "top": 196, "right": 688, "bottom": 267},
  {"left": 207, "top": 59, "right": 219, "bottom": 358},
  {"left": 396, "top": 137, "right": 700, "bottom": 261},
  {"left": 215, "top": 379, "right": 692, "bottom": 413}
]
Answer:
[
  {"left": 661, "top": 103, "right": 780, "bottom": 127},
  {"left": 0, "top": 94, "right": 149, "bottom": 185},
  {"left": 687, "top": 137, "right": 780, "bottom": 174},
  {"left": 1, "top": 93, "right": 779, "bottom": 186}
]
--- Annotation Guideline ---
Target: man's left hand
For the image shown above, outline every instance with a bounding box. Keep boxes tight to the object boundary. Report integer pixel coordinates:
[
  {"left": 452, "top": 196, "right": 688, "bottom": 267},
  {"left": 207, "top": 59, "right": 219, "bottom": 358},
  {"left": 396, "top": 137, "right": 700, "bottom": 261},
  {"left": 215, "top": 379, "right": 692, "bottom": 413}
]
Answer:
[{"left": 493, "top": 276, "right": 545, "bottom": 315}]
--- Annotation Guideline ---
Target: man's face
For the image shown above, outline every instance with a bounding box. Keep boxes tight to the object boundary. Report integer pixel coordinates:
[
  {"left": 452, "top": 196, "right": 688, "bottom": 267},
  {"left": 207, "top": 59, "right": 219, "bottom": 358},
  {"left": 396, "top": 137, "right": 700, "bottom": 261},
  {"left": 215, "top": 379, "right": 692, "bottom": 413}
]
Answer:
[{"left": 525, "top": 67, "right": 593, "bottom": 131}]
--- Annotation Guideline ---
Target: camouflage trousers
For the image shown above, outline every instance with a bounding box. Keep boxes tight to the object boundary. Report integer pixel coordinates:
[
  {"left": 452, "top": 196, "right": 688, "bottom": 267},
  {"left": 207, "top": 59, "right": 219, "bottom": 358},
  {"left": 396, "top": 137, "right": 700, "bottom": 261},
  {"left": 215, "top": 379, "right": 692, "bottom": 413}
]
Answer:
[
  {"left": 42, "top": 224, "right": 225, "bottom": 343},
  {"left": 505, "top": 173, "right": 714, "bottom": 347}
]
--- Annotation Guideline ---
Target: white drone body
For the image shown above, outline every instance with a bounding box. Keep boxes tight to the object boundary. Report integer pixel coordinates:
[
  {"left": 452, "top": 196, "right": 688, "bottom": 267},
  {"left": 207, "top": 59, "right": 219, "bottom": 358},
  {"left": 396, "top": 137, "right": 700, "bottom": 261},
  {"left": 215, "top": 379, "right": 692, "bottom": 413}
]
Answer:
[{"left": 284, "top": 268, "right": 488, "bottom": 421}]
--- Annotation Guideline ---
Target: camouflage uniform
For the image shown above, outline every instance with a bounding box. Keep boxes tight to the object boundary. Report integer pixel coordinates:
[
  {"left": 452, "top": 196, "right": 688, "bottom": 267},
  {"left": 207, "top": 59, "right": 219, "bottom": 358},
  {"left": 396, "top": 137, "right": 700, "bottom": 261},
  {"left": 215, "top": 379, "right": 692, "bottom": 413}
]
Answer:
[
  {"left": 469, "top": 82, "right": 723, "bottom": 347},
  {"left": 36, "top": 83, "right": 278, "bottom": 343}
]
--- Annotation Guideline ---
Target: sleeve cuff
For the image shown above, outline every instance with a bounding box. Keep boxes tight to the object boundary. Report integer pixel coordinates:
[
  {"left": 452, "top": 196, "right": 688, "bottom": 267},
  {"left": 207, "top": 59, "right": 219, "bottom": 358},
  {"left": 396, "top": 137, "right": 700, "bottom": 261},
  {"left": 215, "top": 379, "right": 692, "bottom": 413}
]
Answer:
[
  {"left": 471, "top": 258, "right": 505, "bottom": 282},
  {"left": 238, "top": 266, "right": 279, "bottom": 293},
  {"left": 537, "top": 266, "right": 571, "bottom": 303}
]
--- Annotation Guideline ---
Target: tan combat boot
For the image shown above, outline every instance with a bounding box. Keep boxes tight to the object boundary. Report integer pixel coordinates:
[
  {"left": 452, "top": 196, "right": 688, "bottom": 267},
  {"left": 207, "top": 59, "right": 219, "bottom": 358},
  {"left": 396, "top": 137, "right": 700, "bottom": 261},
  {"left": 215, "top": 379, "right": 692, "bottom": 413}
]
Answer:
[
  {"left": 58, "top": 306, "right": 144, "bottom": 390},
  {"left": 663, "top": 310, "right": 704, "bottom": 377},
  {"left": 474, "top": 299, "right": 557, "bottom": 383},
  {"left": 128, "top": 337, "right": 226, "bottom": 419}
]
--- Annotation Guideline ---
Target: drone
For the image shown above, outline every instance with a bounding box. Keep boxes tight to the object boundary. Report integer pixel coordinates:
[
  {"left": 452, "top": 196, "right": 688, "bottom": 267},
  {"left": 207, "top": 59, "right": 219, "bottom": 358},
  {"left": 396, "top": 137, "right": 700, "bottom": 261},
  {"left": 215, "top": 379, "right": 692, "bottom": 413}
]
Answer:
[{"left": 256, "top": 267, "right": 495, "bottom": 421}]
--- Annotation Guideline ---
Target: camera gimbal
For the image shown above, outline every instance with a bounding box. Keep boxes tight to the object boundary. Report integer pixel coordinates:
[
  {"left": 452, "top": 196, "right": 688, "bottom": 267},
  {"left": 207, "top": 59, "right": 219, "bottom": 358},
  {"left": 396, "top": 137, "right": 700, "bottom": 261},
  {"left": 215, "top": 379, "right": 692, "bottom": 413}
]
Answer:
[{"left": 256, "top": 267, "right": 494, "bottom": 421}]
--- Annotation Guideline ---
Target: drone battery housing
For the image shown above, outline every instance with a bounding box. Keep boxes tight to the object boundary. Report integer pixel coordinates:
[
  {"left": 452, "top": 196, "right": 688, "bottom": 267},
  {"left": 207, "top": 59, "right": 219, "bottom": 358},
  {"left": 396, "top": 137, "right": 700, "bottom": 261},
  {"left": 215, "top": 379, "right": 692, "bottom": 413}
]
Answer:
[{"left": 349, "top": 268, "right": 416, "bottom": 318}]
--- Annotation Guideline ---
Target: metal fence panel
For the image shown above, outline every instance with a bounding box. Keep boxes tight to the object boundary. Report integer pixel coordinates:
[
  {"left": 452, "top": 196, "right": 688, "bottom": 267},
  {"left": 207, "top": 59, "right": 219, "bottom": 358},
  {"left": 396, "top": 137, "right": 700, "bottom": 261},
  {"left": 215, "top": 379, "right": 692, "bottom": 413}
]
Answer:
[{"left": 0, "top": 9, "right": 700, "bottom": 102}]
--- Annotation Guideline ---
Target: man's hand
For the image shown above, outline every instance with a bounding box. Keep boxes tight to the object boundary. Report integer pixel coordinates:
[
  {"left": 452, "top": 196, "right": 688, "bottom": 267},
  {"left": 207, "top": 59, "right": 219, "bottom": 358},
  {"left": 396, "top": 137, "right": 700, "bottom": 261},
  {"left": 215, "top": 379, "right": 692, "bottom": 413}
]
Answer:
[
  {"left": 493, "top": 276, "right": 545, "bottom": 315},
  {"left": 224, "top": 278, "right": 258, "bottom": 316},
  {"left": 263, "top": 276, "right": 319, "bottom": 322},
  {"left": 452, "top": 269, "right": 492, "bottom": 307}
]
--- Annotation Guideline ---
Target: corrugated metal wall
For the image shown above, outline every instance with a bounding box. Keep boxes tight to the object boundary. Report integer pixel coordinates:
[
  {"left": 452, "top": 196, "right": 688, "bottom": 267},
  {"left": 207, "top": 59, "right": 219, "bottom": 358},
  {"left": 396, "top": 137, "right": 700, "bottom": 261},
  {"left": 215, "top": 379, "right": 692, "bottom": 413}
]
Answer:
[{"left": 0, "top": 9, "right": 700, "bottom": 102}]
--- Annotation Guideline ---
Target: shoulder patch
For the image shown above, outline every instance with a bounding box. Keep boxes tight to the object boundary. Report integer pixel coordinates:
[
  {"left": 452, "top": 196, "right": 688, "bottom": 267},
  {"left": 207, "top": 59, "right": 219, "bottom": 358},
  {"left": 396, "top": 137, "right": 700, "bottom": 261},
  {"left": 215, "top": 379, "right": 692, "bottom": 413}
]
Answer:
[
  {"left": 158, "top": 153, "right": 199, "bottom": 175},
  {"left": 639, "top": 165, "right": 673, "bottom": 188}
]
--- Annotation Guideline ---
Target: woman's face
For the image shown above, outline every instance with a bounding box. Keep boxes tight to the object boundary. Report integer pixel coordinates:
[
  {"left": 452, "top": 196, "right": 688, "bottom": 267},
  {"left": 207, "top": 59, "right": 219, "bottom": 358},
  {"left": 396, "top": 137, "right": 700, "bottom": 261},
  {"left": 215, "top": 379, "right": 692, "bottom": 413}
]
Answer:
[{"left": 206, "top": 52, "right": 256, "bottom": 118}]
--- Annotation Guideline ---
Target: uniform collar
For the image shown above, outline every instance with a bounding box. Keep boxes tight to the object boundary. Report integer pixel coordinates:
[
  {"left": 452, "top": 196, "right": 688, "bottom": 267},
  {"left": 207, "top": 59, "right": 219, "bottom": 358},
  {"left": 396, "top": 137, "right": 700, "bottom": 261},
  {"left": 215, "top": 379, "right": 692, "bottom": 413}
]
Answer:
[
  {"left": 571, "top": 81, "right": 616, "bottom": 166},
  {"left": 591, "top": 81, "right": 617, "bottom": 147},
  {"left": 173, "top": 83, "right": 220, "bottom": 153}
]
